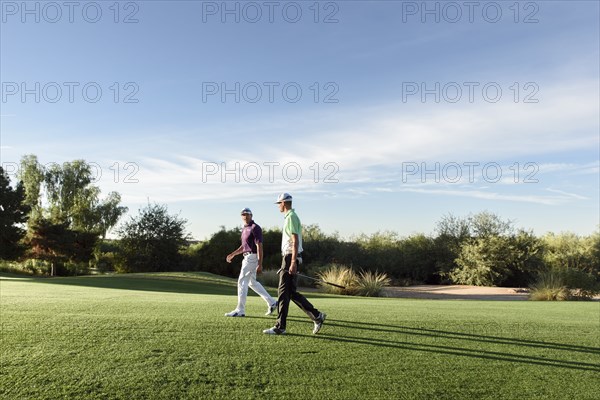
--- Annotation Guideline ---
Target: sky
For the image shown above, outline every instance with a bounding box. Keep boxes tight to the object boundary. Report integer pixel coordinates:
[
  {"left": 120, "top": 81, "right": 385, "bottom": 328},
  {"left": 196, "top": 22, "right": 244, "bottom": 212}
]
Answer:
[{"left": 1, "top": 0, "right": 599, "bottom": 240}]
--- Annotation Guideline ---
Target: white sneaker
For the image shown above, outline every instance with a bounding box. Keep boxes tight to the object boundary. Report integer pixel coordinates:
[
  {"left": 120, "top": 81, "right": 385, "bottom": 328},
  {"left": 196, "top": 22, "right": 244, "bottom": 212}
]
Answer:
[
  {"left": 313, "top": 312, "right": 326, "bottom": 334},
  {"left": 224, "top": 310, "right": 245, "bottom": 317},
  {"left": 263, "top": 326, "right": 286, "bottom": 335},
  {"left": 266, "top": 301, "right": 278, "bottom": 316}
]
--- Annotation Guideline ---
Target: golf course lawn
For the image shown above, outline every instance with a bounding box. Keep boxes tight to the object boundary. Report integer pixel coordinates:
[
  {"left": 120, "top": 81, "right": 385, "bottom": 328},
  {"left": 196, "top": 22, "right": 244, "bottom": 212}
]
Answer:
[{"left": 1, "top": 272, "right": 598, "bottom": 400}]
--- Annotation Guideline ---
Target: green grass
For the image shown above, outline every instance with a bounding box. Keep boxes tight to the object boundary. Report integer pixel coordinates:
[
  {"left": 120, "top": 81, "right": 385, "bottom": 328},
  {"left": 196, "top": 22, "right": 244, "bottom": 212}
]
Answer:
[{"left": 1, "top": 272, "right": 599, "bottom": 400}]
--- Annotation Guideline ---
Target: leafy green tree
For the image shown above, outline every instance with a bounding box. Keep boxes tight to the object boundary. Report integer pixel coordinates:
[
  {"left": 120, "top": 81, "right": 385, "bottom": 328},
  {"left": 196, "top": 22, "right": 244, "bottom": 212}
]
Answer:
[
  {"left": 15, "top": 155, "right": 128, "bottom": 274},
  {"left": 96, "top": 192, "right": 128, "bottom": 239},
  {"left": 0, "top": 167, "right": 30, "bottom": 259},
  {"left": 589, "top": 231, "right": 600, "bottom": 278},
  {"left": 302, "top": 224, "right": 340, "bottom": 267},
  {"left": 539, "top": 231, "right": 600, "bottom": 296},
  {"left": 451, "top": 235, "right": 512, "bottom": 286},
  {"left": 17, "top": 155, "right": 44, "bottom": 223},
  {"left": 505, "top": 230, "right": 544, "bottom": 287},
  {"left": 440, "top": 211, "right": 523, "bottom": 286},
  {"left": 45, "top": 160, "right": 94, "bottom": 225},
  {"left": 541, "top": 232, "right": 598, "bottom": 273},
  {"left": 24, "top": 218, "right": 96, "bottom": 276},
  {"left": 451, "top": 229, "right": 543, "bottom": 287},
  {"left": 436, "top": 213, "right": 471, "bottom": 239},
  {"left": 194, "top": 226, "right": 241, "bottom": 276},
  {"left": 116, "top": 203, "right": 189, "bottom": 272},
  {"left": 399, "top": 234, "right": 437, "bottom": 283},
  {"left": 468, "top": 211, "right": 513, "bottom": 238},
  {"left": 434, "top": 213, "right": 471, "bottom": 279},
  {"left": 352, "top": 231, "right": 402, "bottom": 276},
  {"left": 18, "top": 155, "right": 127, "bottom": 237}
]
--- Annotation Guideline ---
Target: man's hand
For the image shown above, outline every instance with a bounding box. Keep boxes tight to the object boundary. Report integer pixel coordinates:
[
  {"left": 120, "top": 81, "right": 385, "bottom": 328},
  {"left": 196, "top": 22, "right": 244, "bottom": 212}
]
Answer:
[
  {"left": 226, "top": 254, "right": 234, "bottom": 263},
  {"left": 289, "top": 261, "right": 297, "bottom": 275},
  {"left": 257, "top": 263, "right": 263, "bottom": 273}
]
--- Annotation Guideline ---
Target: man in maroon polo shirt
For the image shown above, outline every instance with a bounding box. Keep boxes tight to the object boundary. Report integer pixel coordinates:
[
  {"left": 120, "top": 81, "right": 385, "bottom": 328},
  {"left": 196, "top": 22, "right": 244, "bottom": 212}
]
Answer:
[{"left": 224, "top": 208, "right": 277, "bottom": 317}]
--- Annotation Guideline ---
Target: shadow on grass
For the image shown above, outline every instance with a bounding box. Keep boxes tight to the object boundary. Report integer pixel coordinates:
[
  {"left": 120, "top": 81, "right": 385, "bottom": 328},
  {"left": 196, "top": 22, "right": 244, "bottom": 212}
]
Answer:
[
  {"left": 0, "top": 273, "right": 335, "bottom": 299},
  {"left": 0, "top": 273, "right": 237, "bottom": 296},
  {"left": 287, "top": 331, "right": 600, "bottom": 373},
  {"left": 323, "top": 318, "right": 600, "bottom": 355},
  {"left": 282, "top": 317, "right": 600, "bottom": 372}
]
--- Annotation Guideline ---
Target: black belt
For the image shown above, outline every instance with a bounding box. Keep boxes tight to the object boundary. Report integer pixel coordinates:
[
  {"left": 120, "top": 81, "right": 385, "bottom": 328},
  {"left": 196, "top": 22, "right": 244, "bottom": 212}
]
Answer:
[{"left": 243, "top": 252, "right": 257, "bottom": 257}]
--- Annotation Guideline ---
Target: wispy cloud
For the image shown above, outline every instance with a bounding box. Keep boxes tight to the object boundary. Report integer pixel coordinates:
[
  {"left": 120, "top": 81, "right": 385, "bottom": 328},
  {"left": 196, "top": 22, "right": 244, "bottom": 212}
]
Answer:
[
  {"left": 86, "top": 79, "right": 598, "bottom": 206},
  {"left": 398, "top": 187, "right": 580, "bottom": 206},
  {"left": 287, "top": 80, "right": 599, "bottom": 169}
]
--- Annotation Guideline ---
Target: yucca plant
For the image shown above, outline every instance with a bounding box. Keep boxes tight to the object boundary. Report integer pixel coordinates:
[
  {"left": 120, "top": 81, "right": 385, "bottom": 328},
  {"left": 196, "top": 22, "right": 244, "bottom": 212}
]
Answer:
[
  {"left": 529, "top": 271, "right": 570, "bottom": 301},
  {"left": 354, "top": 270, "right": 391, "bottom": 297}
]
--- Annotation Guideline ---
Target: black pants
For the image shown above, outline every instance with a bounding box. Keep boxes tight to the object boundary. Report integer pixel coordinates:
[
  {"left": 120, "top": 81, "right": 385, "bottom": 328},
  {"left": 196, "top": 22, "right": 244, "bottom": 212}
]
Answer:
[{"left": 275, "top": 254, "right": 320, "bottom": 330}]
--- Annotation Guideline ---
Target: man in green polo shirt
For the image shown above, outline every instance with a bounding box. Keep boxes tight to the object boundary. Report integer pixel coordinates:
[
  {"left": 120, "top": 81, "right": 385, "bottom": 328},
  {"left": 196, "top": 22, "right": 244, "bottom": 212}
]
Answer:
[{"left": 263, "top": 193, "right": 326, "bottom": 335}]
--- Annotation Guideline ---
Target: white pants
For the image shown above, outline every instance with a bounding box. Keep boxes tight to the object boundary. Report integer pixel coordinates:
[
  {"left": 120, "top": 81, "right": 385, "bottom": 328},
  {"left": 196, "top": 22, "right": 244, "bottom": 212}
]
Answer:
[{"left": 235, "top": 254, "right": 275, "bottom": 314}]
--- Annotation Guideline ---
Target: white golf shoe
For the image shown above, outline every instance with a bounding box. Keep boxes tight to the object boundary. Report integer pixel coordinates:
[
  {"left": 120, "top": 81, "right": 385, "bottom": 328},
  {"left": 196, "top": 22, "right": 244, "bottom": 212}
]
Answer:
[
  {"left": 312, "top": 312, "right": 326, "bottom": 334},
  {"left": 224, "top": 310, "right": 245, "bottom": 317},
  {"left": 263, "top": 326, "right": 286, "bottom": 335}
]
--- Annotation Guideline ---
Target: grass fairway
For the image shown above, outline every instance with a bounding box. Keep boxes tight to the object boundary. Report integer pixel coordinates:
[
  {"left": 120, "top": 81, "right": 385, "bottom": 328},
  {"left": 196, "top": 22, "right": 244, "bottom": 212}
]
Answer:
[{"left": 1, "top": 272, "right": 599, "bottom": 399}]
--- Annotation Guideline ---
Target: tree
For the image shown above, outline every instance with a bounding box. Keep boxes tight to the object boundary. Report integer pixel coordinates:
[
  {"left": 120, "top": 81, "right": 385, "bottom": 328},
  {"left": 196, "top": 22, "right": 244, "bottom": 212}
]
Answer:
[
  {"left": 451, "top": 236, "right": 511, "bottom": 286},
  {"left": 96, "top": 192, "right": 128, "bottom": 239},
  {"left": 193, "top": 226, "right": 241, "bottom": 276},
  {"left": 435, "top": 213, "right": 471, "bottom": 240},
  {"left": 505, "top": 230, "right": 544, "bottom": 287},
  {"left": 399, "top": 234, "right": 437, "bottom": 283},
  {"left": 116, "top": 203, "right": 189, "bottom": 272},
  {"left": 541, "top": 232, "right": 597, "bottom": 273},
  {"left": 434, "top": 213, "right": 471, "bottom": 279},
  {"left": 468, "top": 211, "right": 513, "bottom": 238},
  {"left": 450, "top": 229, "right": 543, "bottom": 287},
  {"left": 25, "top": 218, "right": 96, "bottom": 276},
  {"left": 17, "top": 155, "right": 44, "bottom": 223},
  {"left": 15, "top": 155, "right": 128, "bottom": 274},
  {"left": 18, "top": 155, "right": 127, "bottom": 237},
  {"left": 0, "top": 167, "right": 30, "bottom": 259}
]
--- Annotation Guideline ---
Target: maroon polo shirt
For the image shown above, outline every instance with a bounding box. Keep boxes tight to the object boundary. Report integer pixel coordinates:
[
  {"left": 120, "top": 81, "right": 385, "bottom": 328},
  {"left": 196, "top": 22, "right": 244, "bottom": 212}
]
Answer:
[{"left": 241, "top": 221, "right": 263, "bottom": 253}]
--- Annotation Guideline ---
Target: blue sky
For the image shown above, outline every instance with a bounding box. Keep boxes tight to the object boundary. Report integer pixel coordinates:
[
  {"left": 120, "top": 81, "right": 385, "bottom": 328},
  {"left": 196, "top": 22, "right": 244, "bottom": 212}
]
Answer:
[{"left": 1, "top": 0, "right": 598, "bottom": 239}]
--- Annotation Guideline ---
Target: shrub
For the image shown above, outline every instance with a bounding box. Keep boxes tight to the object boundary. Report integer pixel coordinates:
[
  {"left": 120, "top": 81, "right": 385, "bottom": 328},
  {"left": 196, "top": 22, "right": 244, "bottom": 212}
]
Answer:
[
  {"left": 529, "top": 271, "right": 569, "bottom": 301},
  {"left": 61, "top": 261, "right": 89, "bottom": 276},
  {"left": 116, "top": 203, "right": 189, "bottom": 273},
  {"left": 561, "top": 269, "right": 600, "bottom": 300},
  {"left": 0, "top": 260, "right": 35, "bottom": 275},
  {"left": 541, "top": 232, "right": 597, "bottom": 273},
  {"left": 257, "top": 269, "right": 280, "bottom": 288},
  {"left": 0, "top": 259, "right": 56, "bottom": 276},
  {"left": 354, "top": 270, "right": 391, "bottom": 297},
  {"left": 24, "top": 259, "right": 52, "bottom": 275},
  {"left": 450, "top": 237, "right": 509, "bottom": 286},
  {"left": 316, "top": 264, "right": 358, "bottom": 295}
]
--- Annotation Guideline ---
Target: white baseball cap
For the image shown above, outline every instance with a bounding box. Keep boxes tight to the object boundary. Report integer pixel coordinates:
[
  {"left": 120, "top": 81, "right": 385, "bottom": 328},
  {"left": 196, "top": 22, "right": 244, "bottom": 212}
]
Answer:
[
  {"left": 240, "top": 207, "right": 252, "bottom": 215},
  {"left": 275, "top": 193, "right": 293, "bottom": 203}
]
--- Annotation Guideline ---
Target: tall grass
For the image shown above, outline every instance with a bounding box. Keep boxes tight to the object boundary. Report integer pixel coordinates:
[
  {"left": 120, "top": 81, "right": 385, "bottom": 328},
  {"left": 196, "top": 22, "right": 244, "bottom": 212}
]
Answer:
[
  {"left": 355, "top": 270, "right": 392, "bottom": 297},
  {"left": 316, "top": 264, "right": 391, "bottom": 297},
  {"left": 317, "top": 264, "right": 358, "bottom": 295},
  {"left": 529, "top": 271, "right": 569, "bottom": 301}
]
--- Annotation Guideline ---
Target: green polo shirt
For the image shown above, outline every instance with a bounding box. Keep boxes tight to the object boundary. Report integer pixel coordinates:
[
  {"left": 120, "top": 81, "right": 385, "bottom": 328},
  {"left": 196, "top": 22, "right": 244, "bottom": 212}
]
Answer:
[{"left": 281, "top": 209, "right": 303, "bottom": 255}]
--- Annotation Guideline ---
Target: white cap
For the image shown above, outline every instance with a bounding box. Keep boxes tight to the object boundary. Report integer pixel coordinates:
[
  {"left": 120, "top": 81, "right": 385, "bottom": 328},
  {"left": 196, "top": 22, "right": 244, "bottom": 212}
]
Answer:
[
  {"left": 240, "top": 207, "right": 252, "bottom": 215},
  {"left": 275, "top": 193, "right": 293, "bottom": 203}
]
